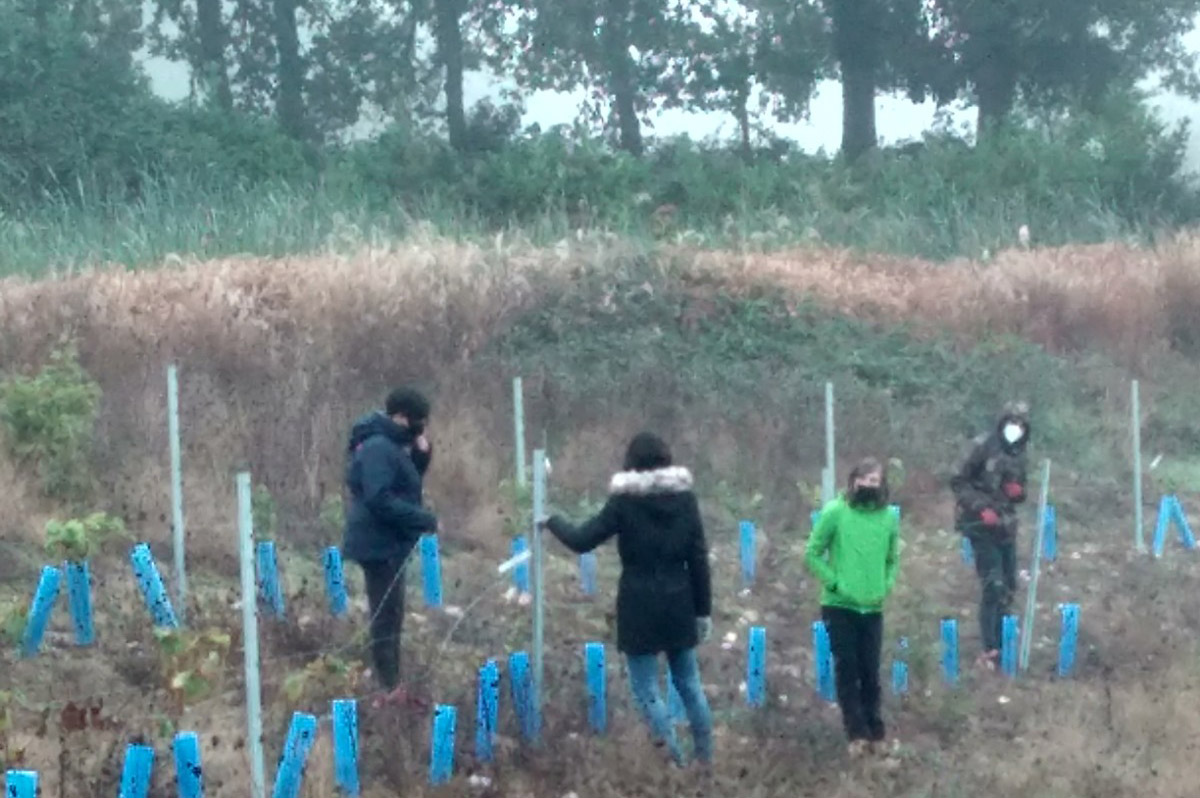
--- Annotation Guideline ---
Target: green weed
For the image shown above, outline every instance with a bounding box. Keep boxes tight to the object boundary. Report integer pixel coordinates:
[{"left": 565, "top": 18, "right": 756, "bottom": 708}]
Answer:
[
  {"left": 44, "top": 512, "right": 127, "bottom": 562},
  {"left": 252, "top": 484, "right": 278, "bottom": 541},
  {"left": 0, "top": 108, "right": 1190, "bottom": 277},
  {"left": 319, "top": 494, "right": 345, "bottom": 537},
  {"left": 152, "top": 626, "right": 232, "bottom": 715},
  {"left": 0, "top": 343, "right": 101, "bottom": 506}
]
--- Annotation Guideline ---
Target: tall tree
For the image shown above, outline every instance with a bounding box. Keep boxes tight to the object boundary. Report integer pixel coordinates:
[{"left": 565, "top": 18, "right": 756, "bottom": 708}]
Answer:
[
  {"left": 150, "top": 0, "right": 235, "bottom": 110},
  {"left": 931, "top": 0, "right": 1200, "bottom": 133},
  {"left": 1, "top": 0, "right": 156, "bottom": 202},
  {"left": 751, "top": 0, "right": 829, "bottom": 143},
  {"left": 198, "top": 0, "right": 235, "bottom": 109},
  {"left": 434, "top": 0, "right": 467, "bottom": 150},
  {"left": 683, "top": 2, "right": 770, "bottom": 157},
  {"left": 273, "top": 0, "right": 306, "bottom": 138},
  {"left": 495, "top": 0, "right": 694, "bottom": 154},
  {"left": 306, "top": 0, "right": 469, "bottom": 143},
  {"left": 305, "top": 0, "right": 421, "bottom": 139},
  {"left": 826, "top": 0, "right": 883, "bottom": 159},
  {"left": 824, "top": 0, "right": 950, "bottom": 159},
  {"left": 754, "top": 0, "right": 951, "bottom": 159}
]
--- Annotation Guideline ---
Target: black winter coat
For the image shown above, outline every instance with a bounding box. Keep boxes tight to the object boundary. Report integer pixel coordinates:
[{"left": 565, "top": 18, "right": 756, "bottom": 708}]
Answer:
[
  {"left": 342, "top": 411, "right": 436, "bottom": 564},
  {"left": 951, "top": 402, "right": 1031, "bottom": 542},
  {"left": 546, "top": 466, "right": 713, "bottom": 656}
]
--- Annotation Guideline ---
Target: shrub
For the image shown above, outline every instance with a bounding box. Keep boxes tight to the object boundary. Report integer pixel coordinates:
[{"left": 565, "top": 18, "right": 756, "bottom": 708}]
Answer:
[
  {"left": 281, "top": 654, "right": 362, "bottom": 706},
  {"left": 498, "top": 477, "right": 533, "bottom": 540},
  {"left": 153, "top": 627, "right": 232, "bottom": 714},
  {"left": 44, "top": 512, "right": 127, "bottom": 562},
  {"left": 252, "top": 484, "right": 278, "bottom": 540},
  {"left": 319, "top": 494, "right": 345, "bottom": 537},
  {"left": 0, "top": 343, "right": 101, "bottom": 505},
  {"left": 0, "top": 600, "right": 25, "bottom": 648}
]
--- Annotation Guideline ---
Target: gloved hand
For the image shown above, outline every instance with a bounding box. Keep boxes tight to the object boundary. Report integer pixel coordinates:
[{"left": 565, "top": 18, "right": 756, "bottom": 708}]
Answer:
[
  {"left": 696, "top": 616, "right": 712, "bottom": 643},
  {"left": 1003, "top": 482, "right": 1023, "bottom": 500},
  {"left": 980, "top": 508, "right": 1000, "bottom": 526}
]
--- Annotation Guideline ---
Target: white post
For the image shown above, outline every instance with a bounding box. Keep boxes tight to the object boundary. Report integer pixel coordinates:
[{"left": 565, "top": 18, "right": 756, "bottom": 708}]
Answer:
[
  {"left": 514, "top": 377, "right": 527, "bottom": 487},
  {"left": 237, "top": 472, "right": 266, "bottom": 798},
  {"left": 531, "top": 448, "right": 546, "bottom": 722},
  {"left": 167, "top": 364, "right": 187, "bottom": 625},
  {"left": 1132, "top": 379, "right": 1145, "bottom": 553},
  {"left": 823, "top": 382, "right": 836, "bottom": 503},
  {"left": 1019, "top": 459, "right": 1052, "bottom": 673}
]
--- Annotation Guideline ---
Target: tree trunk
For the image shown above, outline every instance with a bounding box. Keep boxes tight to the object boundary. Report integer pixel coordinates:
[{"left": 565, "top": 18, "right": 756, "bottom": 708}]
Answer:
[
  {"left": 965, "top": 1, "right": 1019, "bottom": 136},
  {"left": 975, "top": 55, "right": 1018, "bottom": 135},
  {"left": 273, "top": 0, "right": 305, "bottom": 139},
  {"left": 197, "top": 0, "right": 233, "bottom": 111},
  {"left": 828, "top": 0, "right": 880, "bottom": 160},
  {"left": 435, "top": 0, "right": 468, "bottom": 151},
  {"left": 735, "top": 85, "right": 752, "bottom": 161},
  {"left": 611, "top": 79, "right": 642, "bottom": 155},
  {"left": 839, "top": 60, "right": 876, "bottom": 160},
  {"left": 602, "top": 0, "right": 643, "bottom": 155}
]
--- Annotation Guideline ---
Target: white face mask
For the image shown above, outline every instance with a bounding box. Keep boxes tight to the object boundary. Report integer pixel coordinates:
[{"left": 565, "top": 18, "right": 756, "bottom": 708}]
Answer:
[{"left": 1003, "top": 423, "right": 1024, "bottom": 445}]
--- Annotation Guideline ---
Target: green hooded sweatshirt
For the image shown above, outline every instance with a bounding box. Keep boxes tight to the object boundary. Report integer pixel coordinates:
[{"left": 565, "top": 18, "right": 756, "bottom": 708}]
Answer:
[{"left": 805, "top": 494, "right": 900, "bottom": 613}]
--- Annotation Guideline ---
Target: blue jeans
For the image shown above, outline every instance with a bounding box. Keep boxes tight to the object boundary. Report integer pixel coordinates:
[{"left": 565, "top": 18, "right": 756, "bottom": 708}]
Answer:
[{"left": 625, "top": 648, "right": 713, "bottom": 765}]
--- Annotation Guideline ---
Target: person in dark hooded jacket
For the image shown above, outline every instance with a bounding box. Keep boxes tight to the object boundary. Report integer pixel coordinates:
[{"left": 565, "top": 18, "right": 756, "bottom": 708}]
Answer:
[
  {"left": 539, "top": 432, "right": 714, "bottom": 767},
  {"left": 342, "top": 387, "right": 438, "bottom": 702},
  {"left": 951, "top": 400, "right": 1030, "bottom": 670}
]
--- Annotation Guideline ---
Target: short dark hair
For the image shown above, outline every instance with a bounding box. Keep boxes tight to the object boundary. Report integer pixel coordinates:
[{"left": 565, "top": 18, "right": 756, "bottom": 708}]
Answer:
[
  {"left": 385, "top": 387, "right": 430, "bottom": 421},
  {"left": 623, "top": 432, "right": 672, "bottom": 472}
]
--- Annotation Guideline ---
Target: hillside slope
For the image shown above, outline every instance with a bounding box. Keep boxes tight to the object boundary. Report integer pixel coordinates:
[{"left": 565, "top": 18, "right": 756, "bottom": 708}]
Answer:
[{"left": 2, "top": 238, "right": 1200, "bottom": 797}]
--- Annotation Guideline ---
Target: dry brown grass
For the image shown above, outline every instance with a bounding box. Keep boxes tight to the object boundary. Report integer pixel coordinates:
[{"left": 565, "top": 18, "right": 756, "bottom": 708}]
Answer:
[
  {"left": 0, "top": 232, "right": 1195, "bottom": 554},
  {"left": 693, "top": 236, "right": 1200, "bottom": 369},
  {"left": 3, "top": 236, "right": 1200, "bottom": 797}
]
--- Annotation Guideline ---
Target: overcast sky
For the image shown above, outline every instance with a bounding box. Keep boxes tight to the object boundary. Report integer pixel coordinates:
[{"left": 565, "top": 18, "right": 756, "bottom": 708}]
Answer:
[{"left": 141, "top": 22, "right": 1200, "bottom": 171}]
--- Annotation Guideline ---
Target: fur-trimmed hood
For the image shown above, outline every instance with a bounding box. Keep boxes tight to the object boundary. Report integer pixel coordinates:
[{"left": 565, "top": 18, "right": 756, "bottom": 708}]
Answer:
[{"left": 609, "top": 466, "right": 694, "bottom": 496}]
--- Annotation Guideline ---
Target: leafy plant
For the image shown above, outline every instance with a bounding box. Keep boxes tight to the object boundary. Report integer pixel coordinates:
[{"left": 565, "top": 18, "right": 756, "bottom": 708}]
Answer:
[
  {"left": 567, "top": 491, "right": 605, "bottom": 522},
  {"left": 1147, "top": 457, "right": 1200, "bottom": 497},
  {"left": 319, "top": 494, "right": 345, "bottom": 537},
  {"left": 252, "top": 484, "right": 278, "bottom": 540},
  {"left": 0, "top": 597, "right": 27, "bottom": 648},
  {"left": 281, "top": 654, "right": 361, "bottom": 705},
  {"left": 796, "top": 479, "right": 823, "bottom": 509},
  {"left": 498, "top": 477, "right": 533, "bottom": 539},
  {"left": 0, "top": 690, "right": 11, "bottom": 735},
  {"left": 44, "top": 512, "right": 127, "bottom": 561},
  {"left": 153, "top": 627, "right": 232, "bottom": 712},
  {"left": 0, "top": 343, "right": 101, "bottom": 504},
  {"left": 711, "top": 479, "right": 765, "bottom": 527},
  {"left": 0, "top": 688, "right": 12, "bottom": 766}
]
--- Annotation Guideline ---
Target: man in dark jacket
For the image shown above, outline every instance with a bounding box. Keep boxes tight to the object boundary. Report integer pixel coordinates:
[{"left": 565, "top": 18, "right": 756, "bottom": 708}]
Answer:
[
  {"left": 540, "top": 432, "right": 714, "bottom": 767},
  {"left": 951, "top": 400, "right": 1030, "bottom": 670},
  {"left": 342, "top": 387, "right": 438, "bottom": 701}
]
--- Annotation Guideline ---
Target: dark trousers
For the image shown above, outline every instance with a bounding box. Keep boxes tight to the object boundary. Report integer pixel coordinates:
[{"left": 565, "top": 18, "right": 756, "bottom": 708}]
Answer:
[
  {"left": 360, "top": 558, "right": 407, "bottom": 690},
  {"left": 822, "top": 606, "right": 884, "bottom": 742},
  {"left": 972, "top": 535, "right": 1017, "bottom": 653}
]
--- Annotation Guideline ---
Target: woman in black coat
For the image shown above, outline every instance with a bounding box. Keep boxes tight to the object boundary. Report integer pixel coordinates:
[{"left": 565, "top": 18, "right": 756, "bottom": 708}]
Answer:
[{"left": 540, "top": 432, "right": 714, "bottom": 766}]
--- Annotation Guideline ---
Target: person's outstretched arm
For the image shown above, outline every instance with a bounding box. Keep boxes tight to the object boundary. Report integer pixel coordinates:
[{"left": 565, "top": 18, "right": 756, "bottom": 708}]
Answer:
[
  {"left": 805, "top": 504, "right": 839, "bottom": 589},
  {"left": 686, "top": 495, "right": 713, "bottom": 619},
  {"left": 545, "top": 499, "right": 620, "bottom": 554}
]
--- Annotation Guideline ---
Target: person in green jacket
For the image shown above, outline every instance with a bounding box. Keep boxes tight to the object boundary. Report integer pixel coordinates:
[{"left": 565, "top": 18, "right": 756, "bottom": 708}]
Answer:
[{"left": 805, "top": 457, "right": 900, "bottom": 757}]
